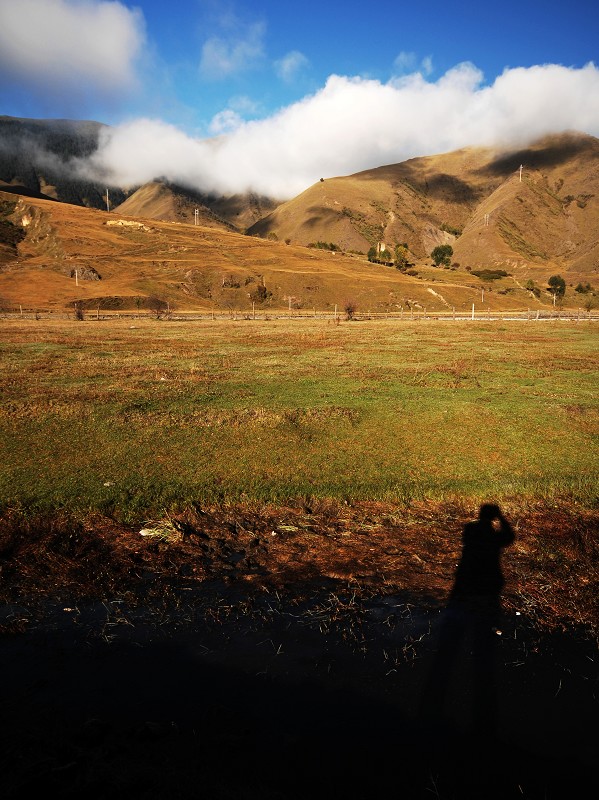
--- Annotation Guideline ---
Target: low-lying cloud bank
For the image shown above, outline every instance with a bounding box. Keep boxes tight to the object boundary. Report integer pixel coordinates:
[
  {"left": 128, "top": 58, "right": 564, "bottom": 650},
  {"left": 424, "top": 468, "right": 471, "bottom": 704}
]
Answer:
[{"left": 80, "top": 62, "right": 599, "bottom": 199}]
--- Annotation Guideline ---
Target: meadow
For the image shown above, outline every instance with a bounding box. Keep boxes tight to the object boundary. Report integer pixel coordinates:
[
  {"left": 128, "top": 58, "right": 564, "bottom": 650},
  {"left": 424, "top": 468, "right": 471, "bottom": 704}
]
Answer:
[{"left": 0, "top": 317, "right": 596, "bottom": 521}]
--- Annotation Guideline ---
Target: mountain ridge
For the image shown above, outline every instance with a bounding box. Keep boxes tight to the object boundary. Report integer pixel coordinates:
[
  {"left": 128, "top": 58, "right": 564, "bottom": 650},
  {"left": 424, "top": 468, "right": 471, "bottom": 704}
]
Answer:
[
  {"left": 0, "top": 116, "right": 597, "bottom": 311},
  {"left": 248, "top": 131, "right": 599, "bottom": 278}
]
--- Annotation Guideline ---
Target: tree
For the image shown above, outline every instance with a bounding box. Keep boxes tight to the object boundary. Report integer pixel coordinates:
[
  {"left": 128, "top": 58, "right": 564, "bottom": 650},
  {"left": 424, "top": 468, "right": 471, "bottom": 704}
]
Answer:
[
  {"left": 394, "top": 244, "right": 411, "bottom": 271},
  {"left": 431, "top": 244, "right": 453, "bottom": 267},
  {"left": 147, "top": 296, "right": 169, "bottom": 318},
  {"left": 547, "top": 275, "right": 566, "bottom": 298},
  {"left": 368, "top": 245, "right": 392, "bottom": 265}
]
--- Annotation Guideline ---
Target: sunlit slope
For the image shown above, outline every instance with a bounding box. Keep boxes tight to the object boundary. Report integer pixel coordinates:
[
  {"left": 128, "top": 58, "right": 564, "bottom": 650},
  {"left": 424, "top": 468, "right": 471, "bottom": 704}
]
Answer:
[
  {"left": 113, "top": 182, "right": 235, "bottom": 231},
  {"left": 0, "top": 181, "right": 595, "bottom": 312},
  {"left": 249, "top": 133, "right": 599, "bottom": 284},
  {"left": 0, "top": 191, "right": 482, "bottom": 312}
]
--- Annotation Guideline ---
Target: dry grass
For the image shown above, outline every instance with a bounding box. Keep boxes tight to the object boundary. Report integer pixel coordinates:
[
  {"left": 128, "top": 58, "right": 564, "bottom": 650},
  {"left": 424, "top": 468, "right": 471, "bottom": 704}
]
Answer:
[
  {"left": 1, "top": 182, "right": 596, "bottom": 315},
  {"left": 0, "top": 317, "right": 596, "bottom": 527}
]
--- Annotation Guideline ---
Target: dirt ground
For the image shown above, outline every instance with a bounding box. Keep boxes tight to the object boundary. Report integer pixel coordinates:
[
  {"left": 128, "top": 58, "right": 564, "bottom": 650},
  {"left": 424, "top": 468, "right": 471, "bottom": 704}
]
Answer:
[{"left": 1, "top": 501, "right": 597, "bottom": 799}]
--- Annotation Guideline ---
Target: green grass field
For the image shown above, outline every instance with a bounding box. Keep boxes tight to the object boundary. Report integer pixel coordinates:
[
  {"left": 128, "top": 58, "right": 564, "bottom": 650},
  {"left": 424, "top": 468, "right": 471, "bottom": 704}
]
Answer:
[{"left": 0, "top": 318, "right": 597, "bottom": 521}]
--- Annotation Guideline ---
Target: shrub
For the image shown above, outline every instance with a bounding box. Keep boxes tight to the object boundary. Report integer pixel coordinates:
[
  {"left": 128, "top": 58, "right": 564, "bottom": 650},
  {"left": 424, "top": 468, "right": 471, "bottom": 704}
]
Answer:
[
  {"left": 440, "top": 223, "right": 462, "bottom": 237},
  {"left": 471, "top": 269, "right": 509, "bottom": 281},
  {"left": 251, "top": 283, "right": 272, "bottom": 303},
  {"left": 525, "top": 279, "right": 541, "bottom": 298},
  {"left": 308, "top": 241, "right": 340, "bottom": 251},
  {"left": 344, "top": 300, "right": 357, "bottom": 320}
]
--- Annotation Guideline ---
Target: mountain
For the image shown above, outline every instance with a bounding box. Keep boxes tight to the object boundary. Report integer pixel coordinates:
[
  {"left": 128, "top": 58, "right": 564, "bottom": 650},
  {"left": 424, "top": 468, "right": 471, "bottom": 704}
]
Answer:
[
  {"left": 2, "top": 189, "right": 486, "bottom": 313},
  {"left": 1, "top": 184, "right": 595, "bottom": 314},
  {"left": 1, "top": 118, "right": 597, "bottom": 312},
  {"left": 113, "top": 182, "right": 236, "bottom": 231},
  {"left": 0, "top": 116, "right": 279, "bottom": 229},
  {"left": 113, "top": 181, "right": 279, "bottom": 231},
  {"left": 0, "top": 115, "right": 128, "bottom": 209},
  {"left": 248, "top": 132, "right": 599, "bottom": 279}
]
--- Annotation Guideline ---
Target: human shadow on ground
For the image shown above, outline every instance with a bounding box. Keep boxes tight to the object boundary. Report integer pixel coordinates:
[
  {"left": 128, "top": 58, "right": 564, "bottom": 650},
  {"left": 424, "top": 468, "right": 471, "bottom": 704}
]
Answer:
[{"left": 419, "top": 503, "right": 515, "bottom": 734}]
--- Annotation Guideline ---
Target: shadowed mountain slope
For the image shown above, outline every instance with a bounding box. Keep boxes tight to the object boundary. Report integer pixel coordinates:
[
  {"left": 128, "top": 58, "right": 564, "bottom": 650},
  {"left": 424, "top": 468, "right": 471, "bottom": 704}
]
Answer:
[{"left": 0, "top": 116, "right": 127, "bottom": 209}]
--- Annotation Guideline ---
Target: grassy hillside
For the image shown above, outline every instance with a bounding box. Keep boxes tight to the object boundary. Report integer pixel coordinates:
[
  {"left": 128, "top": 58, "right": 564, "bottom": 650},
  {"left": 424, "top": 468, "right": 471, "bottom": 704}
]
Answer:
[
  {"left": 249, "top": 133, "right": 599, "bottom": 287},
  {"left": 0, "top": 188, "right": 595, "bottom": 312}
]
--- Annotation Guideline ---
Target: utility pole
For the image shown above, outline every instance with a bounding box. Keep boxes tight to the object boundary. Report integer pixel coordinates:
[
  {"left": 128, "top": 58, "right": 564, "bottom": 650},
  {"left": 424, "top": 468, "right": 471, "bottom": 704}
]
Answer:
[
  {"left": 194, "top": 208, "right": 199, "bottom": 226},
  {"left": 519, "top": 164, "right": 523, "bottom": 183}
]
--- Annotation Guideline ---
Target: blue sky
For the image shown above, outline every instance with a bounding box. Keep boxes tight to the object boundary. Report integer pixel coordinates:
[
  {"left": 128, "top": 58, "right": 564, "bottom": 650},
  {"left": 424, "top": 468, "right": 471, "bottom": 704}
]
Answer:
[{"left": 0, "top": 0, "right": 598, "bottom": 196}]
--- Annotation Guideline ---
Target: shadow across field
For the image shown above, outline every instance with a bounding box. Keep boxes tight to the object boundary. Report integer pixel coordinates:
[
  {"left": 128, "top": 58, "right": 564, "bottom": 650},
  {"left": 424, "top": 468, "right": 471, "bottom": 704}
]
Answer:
[
  {"left": 1, "top": 589, "right": 597, "bottom": 800},
  {"left": 0, "top": 501, "right": 597, "bottom": 798}
]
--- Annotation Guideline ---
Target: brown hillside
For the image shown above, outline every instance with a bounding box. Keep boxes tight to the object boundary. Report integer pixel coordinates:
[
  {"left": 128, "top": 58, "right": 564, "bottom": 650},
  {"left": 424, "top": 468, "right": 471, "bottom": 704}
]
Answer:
[
  {"left": 248, "top": 133, "right": 599, "bottom": 288},
  {"left": 0, "top": 142, "right": 596, "bottom": 314},
  {"left": 114, "top": 182, "right": 235, "bottom": 231},
  {"left": 1, "top": 190, "right": 495, "bottom": 313},
  {"left": 114, "top": 182, "right": 280, "bottom": 232}
]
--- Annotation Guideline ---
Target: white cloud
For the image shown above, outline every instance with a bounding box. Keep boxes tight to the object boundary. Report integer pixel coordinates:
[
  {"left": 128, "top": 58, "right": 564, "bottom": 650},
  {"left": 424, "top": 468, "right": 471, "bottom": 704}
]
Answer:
[
  {"left": 199, "top": 21, "right": 265, "bottom": 79},
  {"left": 228, "top": 95, "right": 261, "bottom": 114},
  {"left": 209, "top": 108, "right": 244, "bottom": 135},
  {"left": 393, "top": 51, "right": 417, "bottom": 72},
  {"left": 79, "top": 62, "right": 599, "bottom": 199},
  {"left": 209, "top": 95, "right": 262, "bottom": 134},
  {"left": 275, "top": 50, "right": 310, "bottom": 83},
  {"left": 393, "top": 51, "right": 433, "bottom": 77},
  {"left": 0, "top": 0, "right": 145, "bottom": 104},
  {"left": 421, "top": 56, "right": 434, "bottom": 77}
]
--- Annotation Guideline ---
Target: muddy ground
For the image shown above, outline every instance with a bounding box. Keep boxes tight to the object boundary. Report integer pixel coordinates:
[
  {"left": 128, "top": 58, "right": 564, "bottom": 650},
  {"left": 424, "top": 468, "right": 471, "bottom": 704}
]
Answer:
[{"left": 1, "top": 501, "right": 597, "bottom": 799}]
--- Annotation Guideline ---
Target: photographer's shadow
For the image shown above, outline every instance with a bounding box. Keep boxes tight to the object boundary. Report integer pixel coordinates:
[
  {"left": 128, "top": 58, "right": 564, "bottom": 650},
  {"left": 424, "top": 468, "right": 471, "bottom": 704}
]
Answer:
[{"left": 419, "top": 504, "right": 515, "bottom": 736}]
